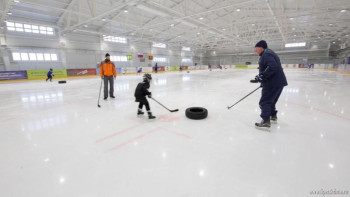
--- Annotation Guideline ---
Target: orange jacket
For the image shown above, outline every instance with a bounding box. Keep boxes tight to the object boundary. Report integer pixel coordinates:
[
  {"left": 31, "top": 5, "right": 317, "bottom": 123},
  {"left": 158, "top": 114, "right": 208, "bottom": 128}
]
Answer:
[{"left": 99, "top": 60, "right": 116, "bottom": 77}]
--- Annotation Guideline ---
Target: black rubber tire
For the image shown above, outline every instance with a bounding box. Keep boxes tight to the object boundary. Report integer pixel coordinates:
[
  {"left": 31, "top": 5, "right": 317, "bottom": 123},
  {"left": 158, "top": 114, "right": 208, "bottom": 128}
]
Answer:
[
  {"left": 58, "top": 80, "right": 67, "bottom": 84},
  {"left": 185, "top": 107, "right": 208, "bottom": 120}
]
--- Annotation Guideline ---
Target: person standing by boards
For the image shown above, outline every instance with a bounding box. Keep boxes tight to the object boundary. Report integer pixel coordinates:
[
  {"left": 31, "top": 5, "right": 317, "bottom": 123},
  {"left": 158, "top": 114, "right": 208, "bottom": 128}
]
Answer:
[
  {"left": 253, "top": 40, "right": 288, "bottom": 128},
  {"left": 99, "top": 53, "right": 116, "bottom": 100}
]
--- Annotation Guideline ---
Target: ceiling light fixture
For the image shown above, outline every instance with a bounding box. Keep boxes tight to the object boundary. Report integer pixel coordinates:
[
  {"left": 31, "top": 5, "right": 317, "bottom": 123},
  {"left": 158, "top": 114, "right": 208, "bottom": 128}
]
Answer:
[
  {"left": 7, "top": 12, "right": 12, "bottom": 15},
  {"left": 124, "top": 10, "right": 128, "bottom": 13},
  {"left": 236, "top": 8, "right": 241, "bottom": 12},
  {"left": 199, "top": 17, "right": 203, "bottom": 20},
  {"left": 341, "top": 9, "right": 346, "bottom": 12}
]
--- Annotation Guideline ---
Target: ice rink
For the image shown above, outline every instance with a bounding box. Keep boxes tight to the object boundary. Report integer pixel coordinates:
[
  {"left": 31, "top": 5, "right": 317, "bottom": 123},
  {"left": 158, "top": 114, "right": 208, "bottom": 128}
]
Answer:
[{"left": 1, "top": 69, "right": 349, "bottom": 197}]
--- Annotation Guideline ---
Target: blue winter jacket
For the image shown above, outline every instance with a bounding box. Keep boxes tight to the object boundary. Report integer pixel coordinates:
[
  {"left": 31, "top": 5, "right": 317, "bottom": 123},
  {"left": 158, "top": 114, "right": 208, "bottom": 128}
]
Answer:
[{"left": 259, "top": 49, "right": 288, "bottom": 87}]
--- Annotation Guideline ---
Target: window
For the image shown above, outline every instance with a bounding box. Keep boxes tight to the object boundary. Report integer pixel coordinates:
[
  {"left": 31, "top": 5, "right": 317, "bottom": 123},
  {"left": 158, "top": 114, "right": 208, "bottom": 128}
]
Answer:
[
  {"left": 40, "top": 26, "right": 47, "bottom": 34},
  {"left": 29, "top": 53, "right": 37, "bottom": 61},
  {"left": 6, "top": 22, "right": 15, "bottom": 31},
  {"left": 44, "top": 53, "right": 51, "bottom": 61},
  {"left": 37, "top": 53, "right": 44, "bottom": 61},
  {"left": 51, "top": 54, "right": 58, "bottom": 61},
  {"left": 182, "top": 47, "right": 191, "bottom": 51},
  {"left": 21, "top": 53, "right": 29, "bottom": 61},
  {"left": 103, "top": 35, "right": 127, "bottom": 44},
  {"left": 15, "top": 23, "right": 23, "bottom": 32},
  {"left": 121, "top": 56, "right": 127, "bottom": 61},
  {"left": 12, "top": 52, "right": 58, "bottom": 61},
  {"left": 12, "top": 53, "right": 21, "bottom": 61},
  {"left": 154, "top": 57, "right": 167, "bottom": 62},
  {"left": 182, "top": 58, "right": 192, "bottom": 62},
  {"left": 285, "top": 42, "right": 306, "bottom": 48},
  {"left": 153, "top": 42, "right": 166, "bottom": 48},
  {"left": 24, "top": 24, "right": 32, "bottom": 33},
  {"left": 32, "top": 25, "right": 39, "bottom": 34},
  {"left": 6, "top": 21, "right": 54, "bottom": 35},
  {"left": 110, "top": 56, "right": 127, "bottom": 62}
]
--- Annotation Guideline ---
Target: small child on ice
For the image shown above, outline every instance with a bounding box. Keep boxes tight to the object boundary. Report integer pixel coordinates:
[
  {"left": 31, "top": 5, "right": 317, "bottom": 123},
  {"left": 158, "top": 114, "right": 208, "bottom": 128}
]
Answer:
[
  {"left": 134, "top": 74, "right": 155, "bottom": 119},
  {"left": 46, "top": 68, "right": 54, "bottom": 82}
]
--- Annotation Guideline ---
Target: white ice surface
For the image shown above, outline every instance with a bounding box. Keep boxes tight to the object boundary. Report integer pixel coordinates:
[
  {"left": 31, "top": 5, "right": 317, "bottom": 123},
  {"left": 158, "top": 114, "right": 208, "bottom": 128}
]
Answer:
[{"left": 0, "top": 69, "right": 349, "bottom": 197}]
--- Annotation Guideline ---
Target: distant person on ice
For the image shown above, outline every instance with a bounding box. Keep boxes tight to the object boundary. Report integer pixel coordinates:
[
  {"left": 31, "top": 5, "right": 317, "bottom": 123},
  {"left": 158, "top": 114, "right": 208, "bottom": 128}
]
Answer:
[
  {"left": 254, "top": 40, "right": 288, "bottom": 128},
  {"left": 134, "top": 74, "right": 156, "bottom": 119},
  {"left": 137, "top": 67, "right": 142, "bottom": 75},
  {"left": 154, "top": 62, "right": 158, "bottom": 73},
  {"left": 46, "top": 68, "right": 54, "bottom": 82},
  {"left": 99, "top": 53, "right": 116, "bottom": 100}
]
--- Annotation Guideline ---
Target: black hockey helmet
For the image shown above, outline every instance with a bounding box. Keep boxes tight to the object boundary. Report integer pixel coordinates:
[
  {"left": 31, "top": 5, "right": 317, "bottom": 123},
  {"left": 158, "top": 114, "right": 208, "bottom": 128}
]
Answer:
[{"left": 143, "top": 73, "right": 152, "bottom": 80}]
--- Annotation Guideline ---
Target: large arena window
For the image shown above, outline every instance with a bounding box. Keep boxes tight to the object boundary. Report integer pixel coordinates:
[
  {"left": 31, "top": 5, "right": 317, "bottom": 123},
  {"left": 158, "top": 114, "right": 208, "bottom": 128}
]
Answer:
[
  {"left": 182, "top": 58, "right": 192, "bottom": 62},
  {"left": 152, "top": 43, "right": 167, "bottom": 48},
  {"left": 285, "top": 42, "right": 306, "bottom": 48},
  {"left": 110, "top": 56, "right": 127, "bottom": 62},
  {"left": 182, "top": 47, "right": 191, "bottom": 51},
  {"left": 12, "top": 52, "right": 58, "bottom": 61},
  {"left": 6, "top": 21, "right": 54, "bottom": 35},
  {"left": 153, "top": 57, "right": 167, "bottom": 62},
  {"left": 103, "top": 35, "right": 127, "bottom": 44}
]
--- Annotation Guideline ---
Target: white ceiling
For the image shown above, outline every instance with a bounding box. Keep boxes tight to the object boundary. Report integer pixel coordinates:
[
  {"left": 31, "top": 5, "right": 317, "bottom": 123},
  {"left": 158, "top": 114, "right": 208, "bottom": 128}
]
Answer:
[{"left": 1, "top": 0, "right": 350, "bottom": 53}]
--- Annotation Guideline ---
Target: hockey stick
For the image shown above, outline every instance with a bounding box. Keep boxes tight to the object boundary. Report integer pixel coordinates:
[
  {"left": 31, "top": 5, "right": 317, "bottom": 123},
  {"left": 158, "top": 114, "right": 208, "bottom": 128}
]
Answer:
[
  {"left": 227, "top": 86, "right": 261, "bottom": 109},
  {"left": 151, "top": 97, "right": 179, "bottom": 112},
  {"left": 97, "top": 79, "right": 102, "bottom": 108}
]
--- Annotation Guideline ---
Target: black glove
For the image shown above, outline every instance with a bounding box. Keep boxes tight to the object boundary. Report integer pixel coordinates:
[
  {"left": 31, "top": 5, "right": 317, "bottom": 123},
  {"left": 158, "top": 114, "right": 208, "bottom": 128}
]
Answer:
[
  {"left": 255, "top": 73, "right": 264, "bottom": 82},
  {"left": 250, "top": 79, "right": 258, "bottom": 83},
  {"left": 148, "top": 93, "right": 152, "bottom": 98}
]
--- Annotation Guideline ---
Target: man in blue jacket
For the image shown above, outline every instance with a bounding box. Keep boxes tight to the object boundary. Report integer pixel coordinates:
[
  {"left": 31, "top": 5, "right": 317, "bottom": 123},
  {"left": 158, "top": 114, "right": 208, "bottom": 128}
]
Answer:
[{"left": 254, "top": 40, "right": 288, "bottom": 127}]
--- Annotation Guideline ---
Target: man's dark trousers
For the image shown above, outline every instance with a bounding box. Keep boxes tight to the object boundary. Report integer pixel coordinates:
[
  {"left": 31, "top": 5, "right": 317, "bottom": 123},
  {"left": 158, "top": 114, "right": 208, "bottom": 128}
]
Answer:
[
  {"left": 104, "top": 76, "right": 114, "bottom": 98},
  {"left": 259, "top": 86, "right": 284, "bottom": 121}
]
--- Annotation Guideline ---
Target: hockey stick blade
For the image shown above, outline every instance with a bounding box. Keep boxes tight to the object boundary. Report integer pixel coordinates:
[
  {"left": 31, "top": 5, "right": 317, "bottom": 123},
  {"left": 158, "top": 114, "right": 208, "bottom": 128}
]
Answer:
[{"left": 170, "top": 109, "right": 179, "bottom": 112}]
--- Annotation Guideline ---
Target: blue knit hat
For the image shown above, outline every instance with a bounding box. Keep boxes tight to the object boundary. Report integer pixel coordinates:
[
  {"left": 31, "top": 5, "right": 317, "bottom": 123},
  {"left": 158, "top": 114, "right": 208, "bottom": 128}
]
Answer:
[{"left": 255, "top": 40, "right": 268, "bottom": 49}]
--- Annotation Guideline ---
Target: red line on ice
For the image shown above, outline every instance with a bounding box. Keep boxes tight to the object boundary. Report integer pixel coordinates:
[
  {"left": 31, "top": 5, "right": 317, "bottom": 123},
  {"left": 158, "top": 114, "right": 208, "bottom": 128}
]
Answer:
[
  {"left": 108, "top": 128, "right": 159, "bottom": 151},
  {"left": 95, "top": 123, "right": 144, "bottom": 143},
  {"left": 158, "top": 127, "right": 192, "bottom": 139}
]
